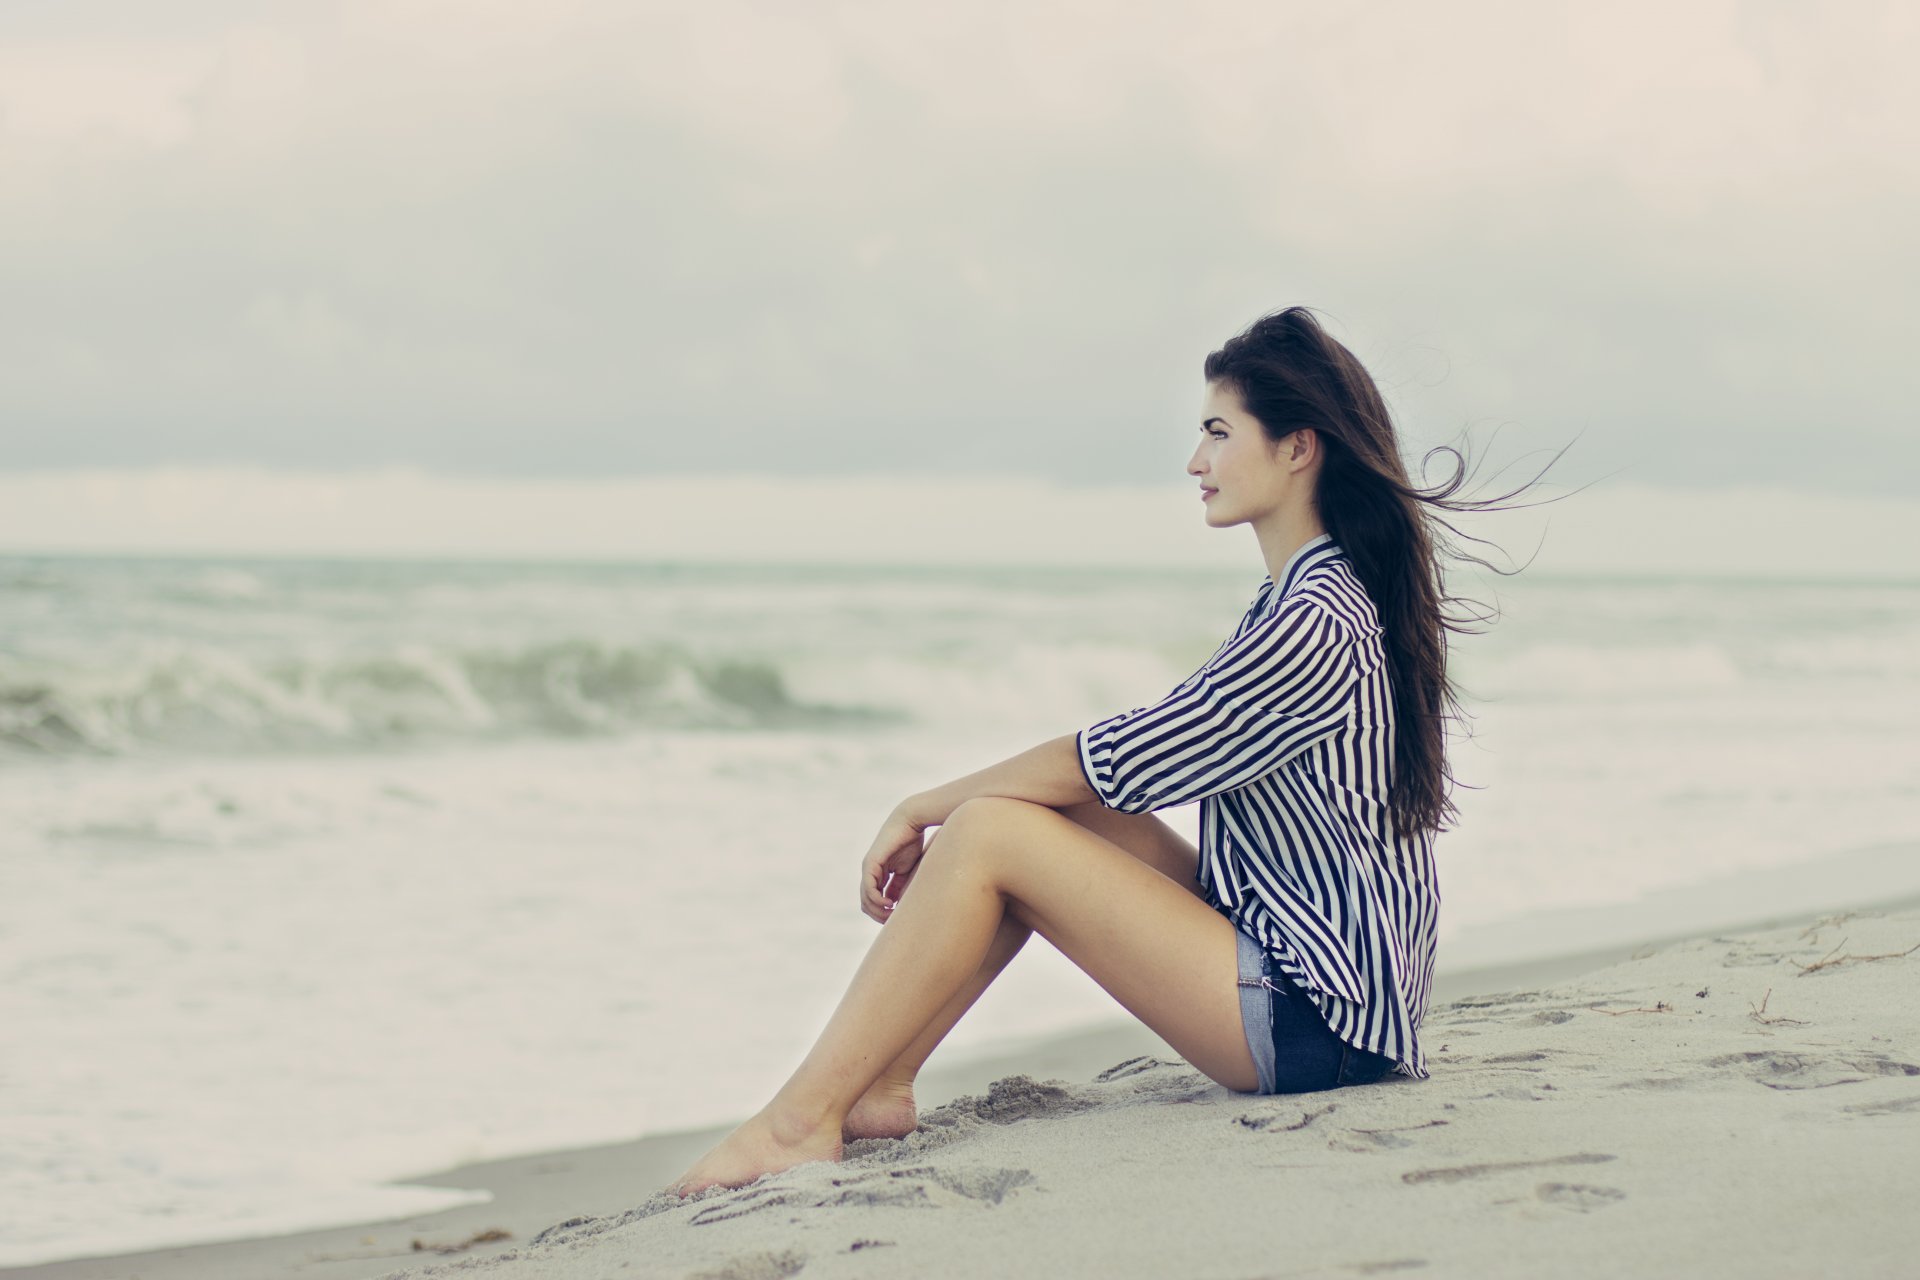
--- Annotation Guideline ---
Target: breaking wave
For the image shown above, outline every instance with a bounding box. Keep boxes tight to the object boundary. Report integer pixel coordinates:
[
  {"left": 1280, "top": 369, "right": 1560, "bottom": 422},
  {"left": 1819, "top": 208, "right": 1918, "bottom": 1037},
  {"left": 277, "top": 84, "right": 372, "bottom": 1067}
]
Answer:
[{"left": 0, "top": 637, "right": 901, "bottom": 760}]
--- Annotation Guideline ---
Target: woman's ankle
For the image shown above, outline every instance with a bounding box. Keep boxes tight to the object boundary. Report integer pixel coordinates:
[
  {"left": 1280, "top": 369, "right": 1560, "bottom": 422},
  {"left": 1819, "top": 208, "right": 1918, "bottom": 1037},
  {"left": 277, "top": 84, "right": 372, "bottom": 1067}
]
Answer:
[
  {"left": 867, "top": 1072, "right": 918, "bottom": 1097},
  {"left": 844, "top": 1076, "right": 919, "bottom": 1140}
]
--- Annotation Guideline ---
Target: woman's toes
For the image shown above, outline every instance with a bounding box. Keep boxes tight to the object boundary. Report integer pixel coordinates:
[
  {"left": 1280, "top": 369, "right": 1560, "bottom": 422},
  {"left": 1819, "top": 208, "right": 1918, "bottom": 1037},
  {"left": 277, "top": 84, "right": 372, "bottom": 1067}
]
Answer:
[{"left": 665, "top": 1109, "right": 843, "bottom": 1198}]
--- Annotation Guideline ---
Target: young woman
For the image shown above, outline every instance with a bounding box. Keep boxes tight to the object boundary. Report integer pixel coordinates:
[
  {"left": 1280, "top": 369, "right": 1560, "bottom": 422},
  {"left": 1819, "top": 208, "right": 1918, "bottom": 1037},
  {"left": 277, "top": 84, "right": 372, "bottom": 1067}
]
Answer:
[{"left": 668, "top": 305, "right": 1548, "bottom": 1198}]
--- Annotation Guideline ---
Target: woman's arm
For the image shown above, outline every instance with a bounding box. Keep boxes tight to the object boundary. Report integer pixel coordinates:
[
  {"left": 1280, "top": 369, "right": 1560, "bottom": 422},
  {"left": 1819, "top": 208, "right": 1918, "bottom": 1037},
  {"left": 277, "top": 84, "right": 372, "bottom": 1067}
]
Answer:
[
  {"left": 902, "top": 732, "right": 1099, "bottom": 828},
  {"left": 859, "top": 733, "right": 1100, "bottom": 921}
]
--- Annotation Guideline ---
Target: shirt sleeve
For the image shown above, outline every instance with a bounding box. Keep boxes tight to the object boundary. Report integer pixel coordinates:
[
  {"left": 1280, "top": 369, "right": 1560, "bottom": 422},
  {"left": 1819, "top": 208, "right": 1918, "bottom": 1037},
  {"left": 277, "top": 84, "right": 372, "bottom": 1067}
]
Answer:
[{"left": 1075, "top": 596, "right": 1359, "bottom": 814}]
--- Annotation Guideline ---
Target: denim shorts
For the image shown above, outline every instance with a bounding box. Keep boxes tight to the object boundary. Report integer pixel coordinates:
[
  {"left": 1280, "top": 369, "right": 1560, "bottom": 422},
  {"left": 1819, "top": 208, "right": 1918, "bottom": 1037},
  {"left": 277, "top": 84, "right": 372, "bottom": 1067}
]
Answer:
[{"left": 1234, "top": 927, "right": 1398, "bottom": 1094}]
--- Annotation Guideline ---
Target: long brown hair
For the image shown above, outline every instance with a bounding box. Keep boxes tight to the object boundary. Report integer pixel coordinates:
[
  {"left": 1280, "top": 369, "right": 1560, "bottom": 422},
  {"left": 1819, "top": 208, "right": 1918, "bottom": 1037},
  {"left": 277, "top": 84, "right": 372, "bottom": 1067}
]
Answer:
[{"left": 1203, "top": 305, "right": 1576, "bottom": 839}]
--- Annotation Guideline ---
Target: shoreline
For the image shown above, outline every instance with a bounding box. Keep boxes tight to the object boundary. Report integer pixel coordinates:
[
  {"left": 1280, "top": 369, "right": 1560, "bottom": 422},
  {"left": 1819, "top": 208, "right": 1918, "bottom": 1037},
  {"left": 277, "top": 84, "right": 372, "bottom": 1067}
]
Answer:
[{"left": 10, "top": 882, "right": 1920, "bottom": 1279}]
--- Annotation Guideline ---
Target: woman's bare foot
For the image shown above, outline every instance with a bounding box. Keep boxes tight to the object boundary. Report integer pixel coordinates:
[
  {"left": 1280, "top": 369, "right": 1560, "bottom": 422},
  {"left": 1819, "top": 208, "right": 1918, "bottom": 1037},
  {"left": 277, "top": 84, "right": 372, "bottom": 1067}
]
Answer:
[
  {"left": 842, "top": 1077, "right": 918, "bottom": 1142},
  {"left": 666, "top": 1107, "right": 843, "bottom": 1199}
]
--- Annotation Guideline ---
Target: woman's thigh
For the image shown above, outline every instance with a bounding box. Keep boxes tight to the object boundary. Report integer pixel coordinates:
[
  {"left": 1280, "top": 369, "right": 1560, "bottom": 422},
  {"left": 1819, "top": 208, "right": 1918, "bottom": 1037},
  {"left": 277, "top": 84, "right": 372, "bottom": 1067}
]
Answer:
[
  {"left": 1052, "top": 801, "right": 1207, "bottom": 904},
  {"left": 926, "top": 797, "right": 1260, "bottom": 1093}
]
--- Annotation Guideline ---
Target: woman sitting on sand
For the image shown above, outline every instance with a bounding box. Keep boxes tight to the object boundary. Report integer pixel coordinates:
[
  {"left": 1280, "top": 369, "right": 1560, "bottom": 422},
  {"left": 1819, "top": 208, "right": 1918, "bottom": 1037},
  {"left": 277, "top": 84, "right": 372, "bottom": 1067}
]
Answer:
[{"left": 670, "top": 305, "right": 1552, "bottom": 1198}]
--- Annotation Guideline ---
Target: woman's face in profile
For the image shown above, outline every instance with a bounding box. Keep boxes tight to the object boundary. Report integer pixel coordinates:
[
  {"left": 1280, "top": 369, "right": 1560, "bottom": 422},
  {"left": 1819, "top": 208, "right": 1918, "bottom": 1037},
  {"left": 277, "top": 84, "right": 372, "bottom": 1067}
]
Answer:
[{"left": 1190, "top": 380, "right": 1303, "bottom": 529}]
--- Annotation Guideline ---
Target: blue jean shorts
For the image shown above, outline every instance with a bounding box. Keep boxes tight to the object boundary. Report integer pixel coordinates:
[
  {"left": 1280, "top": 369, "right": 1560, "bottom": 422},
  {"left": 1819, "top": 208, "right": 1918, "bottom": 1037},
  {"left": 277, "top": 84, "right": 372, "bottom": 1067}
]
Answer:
[{"left": 1234, "top": 927, "right": 1398, "bottom": 1094}]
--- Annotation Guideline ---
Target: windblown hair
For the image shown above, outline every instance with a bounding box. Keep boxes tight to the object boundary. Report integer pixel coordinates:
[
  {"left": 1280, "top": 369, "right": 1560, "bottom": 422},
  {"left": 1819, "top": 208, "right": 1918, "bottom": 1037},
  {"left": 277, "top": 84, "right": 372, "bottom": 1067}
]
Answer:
[{"left": 1203, "top": 306, "right": 1577, "bottom": 840}]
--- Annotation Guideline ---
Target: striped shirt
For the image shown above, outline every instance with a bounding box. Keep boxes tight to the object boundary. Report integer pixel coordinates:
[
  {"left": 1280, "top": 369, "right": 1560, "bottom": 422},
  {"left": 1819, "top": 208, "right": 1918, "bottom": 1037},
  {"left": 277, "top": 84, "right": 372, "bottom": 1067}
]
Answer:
[{"left": 1075, "top": 532, "right": 1440, "bottom": 1080}]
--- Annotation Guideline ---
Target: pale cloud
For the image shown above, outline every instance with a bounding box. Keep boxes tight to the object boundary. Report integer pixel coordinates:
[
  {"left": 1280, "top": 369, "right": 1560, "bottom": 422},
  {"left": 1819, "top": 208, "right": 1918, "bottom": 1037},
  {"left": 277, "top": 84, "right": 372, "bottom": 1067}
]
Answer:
[{"left": 0, "top": 1, "right": 1913, "bottom": 496}]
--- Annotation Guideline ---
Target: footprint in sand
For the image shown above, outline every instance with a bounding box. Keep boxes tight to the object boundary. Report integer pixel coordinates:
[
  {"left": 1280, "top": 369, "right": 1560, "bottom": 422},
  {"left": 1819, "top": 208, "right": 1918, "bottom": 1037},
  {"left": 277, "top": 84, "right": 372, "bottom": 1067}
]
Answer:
[
  {"left": 1402, "top": 1152, "right": 1616, "bottom": 1185},
  {"left": 1444, "top": 991, "right": 1547, "bottom": 1010},
  {"left": 1338, "top": 1259, "right": 1431, "bottom": 1274},
  {"left": 1096, "top": 1056, "right": 1179, "bottom": 1082},
  {"left": 1703, "top": 1050, "right": 1920, "bottom": 1090},
  {"left": 528, "top": 1192, "right": 687, "bottom": 1248},
  {"left": 686, "top": 1164, "right": 1039, "bottom": 1226},
  {"left": 1841, "top": 1094, "right": 1920, "bottom": 1116},
  {"left": 685, "top": 1247, "right": 808, "bottom": 1280},
  {"left": 1235, "top": 1102, "right": 1339, "bottom": 1133},
  {"left": 1717, "top": 948, "right": 1800, "bottom": 969},
  {"left": 1610, "top": 1074, "right": 1697, "bottom": 1091},
  {"left": 1535, "top": 1181, "right": 1628, "bottom": 1212},
  {"left": 1315, "top": 1116, "right": 1451, "bottom": 1155}
]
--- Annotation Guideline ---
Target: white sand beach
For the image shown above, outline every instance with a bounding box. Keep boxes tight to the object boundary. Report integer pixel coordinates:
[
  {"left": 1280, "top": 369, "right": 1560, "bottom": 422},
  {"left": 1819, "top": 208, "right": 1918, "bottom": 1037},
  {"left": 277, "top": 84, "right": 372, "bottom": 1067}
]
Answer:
[{"left": 14, "top": 896, "right": 1917, "bottom": 1280}]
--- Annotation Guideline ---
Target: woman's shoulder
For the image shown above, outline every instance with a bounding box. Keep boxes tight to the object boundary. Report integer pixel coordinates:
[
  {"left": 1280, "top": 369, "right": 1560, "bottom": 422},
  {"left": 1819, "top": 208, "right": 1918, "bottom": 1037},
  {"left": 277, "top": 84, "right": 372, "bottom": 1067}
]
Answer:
[
  {"left": 1283, "top": 562, "right": 1382, "bottom": 639},
  {"left": 1241, "top": 586, "right": 1363, "bottom": 649}
]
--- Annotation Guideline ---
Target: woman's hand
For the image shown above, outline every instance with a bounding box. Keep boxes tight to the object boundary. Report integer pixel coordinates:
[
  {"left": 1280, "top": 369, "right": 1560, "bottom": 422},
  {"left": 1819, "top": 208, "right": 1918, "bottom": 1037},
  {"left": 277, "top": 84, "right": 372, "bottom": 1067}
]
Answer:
[{"left": 860, "top": 805, "right": 932, "bottom": 924}]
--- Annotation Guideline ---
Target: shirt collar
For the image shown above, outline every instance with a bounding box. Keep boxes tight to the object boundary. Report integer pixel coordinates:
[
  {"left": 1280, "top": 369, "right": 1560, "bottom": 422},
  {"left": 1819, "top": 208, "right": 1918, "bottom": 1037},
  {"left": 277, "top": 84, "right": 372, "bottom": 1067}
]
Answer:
[{"left": 1270, "top": 531, "right": 1336, "bottom": 599}]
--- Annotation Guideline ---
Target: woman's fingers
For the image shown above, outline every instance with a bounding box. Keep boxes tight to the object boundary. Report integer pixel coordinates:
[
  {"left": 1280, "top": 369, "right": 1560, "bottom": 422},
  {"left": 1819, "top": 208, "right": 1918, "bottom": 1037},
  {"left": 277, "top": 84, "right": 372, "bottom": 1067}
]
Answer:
[
  {"left": 860, "top": 842, "right": 899, "bottom": 921},
  {"left": 860, "top": 851, "right": 887, "bottom": 921},
  {"left": 868, "top": 848, "right": 918, "bottom": 921},
  {"left": 859, "top": 814, "right": 931, "bottom": 922},
  {"left": 867, "top": 863, "right": 894, "bottom": 921}
]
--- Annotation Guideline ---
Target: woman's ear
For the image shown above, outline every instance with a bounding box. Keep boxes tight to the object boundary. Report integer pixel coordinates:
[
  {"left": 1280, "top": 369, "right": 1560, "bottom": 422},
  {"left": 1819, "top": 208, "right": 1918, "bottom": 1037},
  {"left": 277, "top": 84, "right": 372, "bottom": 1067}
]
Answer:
[{"left": 1275, "top": 427, "right": 1315, "bottom": 468}]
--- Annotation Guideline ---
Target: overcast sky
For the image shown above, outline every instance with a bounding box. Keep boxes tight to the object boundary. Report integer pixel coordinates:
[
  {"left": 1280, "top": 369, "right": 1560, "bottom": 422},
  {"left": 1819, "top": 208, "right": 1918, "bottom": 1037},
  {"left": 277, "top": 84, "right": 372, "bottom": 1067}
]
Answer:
[{"left": 1, "top": 1, "right": 1916, "bottom": 568}]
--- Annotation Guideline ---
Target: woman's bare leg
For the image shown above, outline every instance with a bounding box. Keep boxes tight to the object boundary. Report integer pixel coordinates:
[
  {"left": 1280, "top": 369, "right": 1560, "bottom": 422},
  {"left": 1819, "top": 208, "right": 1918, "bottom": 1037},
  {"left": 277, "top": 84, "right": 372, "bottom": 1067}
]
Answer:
[
  {"left": 842, "top": 802, "right": 1205, "bottom": 1139},
  {"left": 667, "top": 797, "right": 1254, "bottom": 1197},
  {"left": 839, "top": 911, "right": 1032, "bottom": 1139}
]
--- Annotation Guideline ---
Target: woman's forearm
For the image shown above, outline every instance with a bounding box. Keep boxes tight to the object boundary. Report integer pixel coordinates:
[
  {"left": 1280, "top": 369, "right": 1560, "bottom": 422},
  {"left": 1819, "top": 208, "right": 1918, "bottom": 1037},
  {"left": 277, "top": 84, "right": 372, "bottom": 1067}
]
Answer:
[{"left": 903, "top": 732, "right": 1100, "bottom": 827}]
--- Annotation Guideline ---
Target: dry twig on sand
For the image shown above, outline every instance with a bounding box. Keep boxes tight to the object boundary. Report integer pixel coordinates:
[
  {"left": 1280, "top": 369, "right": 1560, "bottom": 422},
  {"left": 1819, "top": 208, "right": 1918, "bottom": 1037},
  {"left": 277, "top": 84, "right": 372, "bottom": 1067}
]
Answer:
[
  {"left": 1747, "top": 987, "right": 1808, "bottom": 1026},
  {"left": 411, "top": 1228, "right": 513, "bottom": 1256},
  {"left": 1586, "top": 1000, "right": 1675, "bottom": 1016},
  {"left": 1795, "top": 938, "right": 1920, "bottom": 976}
]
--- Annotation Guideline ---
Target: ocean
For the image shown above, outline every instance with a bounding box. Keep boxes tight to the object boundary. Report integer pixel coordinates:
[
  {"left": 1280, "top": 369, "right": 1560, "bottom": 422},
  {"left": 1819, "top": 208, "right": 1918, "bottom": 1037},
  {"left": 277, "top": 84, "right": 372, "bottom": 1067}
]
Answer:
[{"left": 3, "top": 551, "right": 1916, "bottom": 1266}]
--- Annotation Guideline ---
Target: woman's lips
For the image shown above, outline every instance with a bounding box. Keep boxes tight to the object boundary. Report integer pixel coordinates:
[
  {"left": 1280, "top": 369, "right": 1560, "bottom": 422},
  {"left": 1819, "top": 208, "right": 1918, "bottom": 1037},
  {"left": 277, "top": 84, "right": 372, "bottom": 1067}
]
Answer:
[{"left": 1201, "top": 488, "right": 1217, "bottom": 500}]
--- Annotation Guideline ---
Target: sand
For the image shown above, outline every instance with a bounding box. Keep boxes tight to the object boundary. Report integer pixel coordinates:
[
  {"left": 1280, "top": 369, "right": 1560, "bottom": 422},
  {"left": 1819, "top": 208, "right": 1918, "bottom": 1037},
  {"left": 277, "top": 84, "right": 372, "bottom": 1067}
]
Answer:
[{"left": 11, "top": 901, "right": 1919, "bottom": 1280}]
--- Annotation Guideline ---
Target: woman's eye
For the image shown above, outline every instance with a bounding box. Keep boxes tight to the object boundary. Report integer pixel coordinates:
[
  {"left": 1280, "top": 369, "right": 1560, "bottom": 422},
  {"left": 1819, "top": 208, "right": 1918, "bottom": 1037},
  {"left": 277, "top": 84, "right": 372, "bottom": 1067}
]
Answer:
[{"left": 1209, "top": 429, "right": 1227, "bottom": 439}]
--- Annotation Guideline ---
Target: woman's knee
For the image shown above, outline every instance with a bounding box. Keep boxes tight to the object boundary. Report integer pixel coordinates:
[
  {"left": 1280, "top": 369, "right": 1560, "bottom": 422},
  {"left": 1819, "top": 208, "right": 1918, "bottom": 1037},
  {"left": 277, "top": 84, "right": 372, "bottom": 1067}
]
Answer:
[
  {"left": 944, "top": 796, "right": 1039, "bottom": 828},
  {"left": 924, "top": 798, "right": 1046, "bottom": 881},
  {"left": 933, "top": 797, "right": 1045, "bottom": 851}
]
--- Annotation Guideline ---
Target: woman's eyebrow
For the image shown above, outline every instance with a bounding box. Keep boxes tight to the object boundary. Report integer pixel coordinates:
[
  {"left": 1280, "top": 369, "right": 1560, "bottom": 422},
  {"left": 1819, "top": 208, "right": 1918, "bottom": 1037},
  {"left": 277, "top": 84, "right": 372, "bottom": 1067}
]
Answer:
[{"left": 1201, "top": 418, "right": 1229, "bottom": 431}]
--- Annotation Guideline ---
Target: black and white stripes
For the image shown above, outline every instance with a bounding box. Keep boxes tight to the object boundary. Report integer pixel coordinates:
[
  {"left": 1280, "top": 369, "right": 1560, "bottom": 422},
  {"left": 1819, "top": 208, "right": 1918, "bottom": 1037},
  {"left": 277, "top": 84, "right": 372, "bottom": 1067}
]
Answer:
[{"left": 1075, "top": 532, "right": 1440, "bottom": 1080}]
